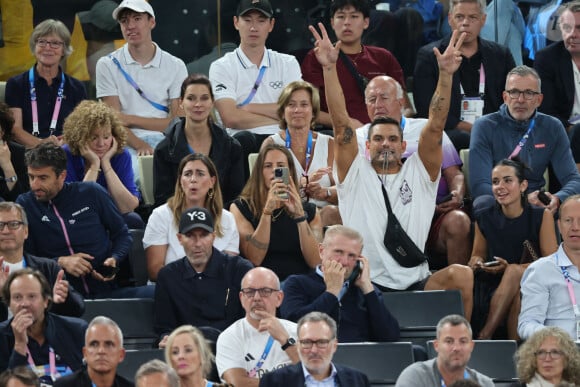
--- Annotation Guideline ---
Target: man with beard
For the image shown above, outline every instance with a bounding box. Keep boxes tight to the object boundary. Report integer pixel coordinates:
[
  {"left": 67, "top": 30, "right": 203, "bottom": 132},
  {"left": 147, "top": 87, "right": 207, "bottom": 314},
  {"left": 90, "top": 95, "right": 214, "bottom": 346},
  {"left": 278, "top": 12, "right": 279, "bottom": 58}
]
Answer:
[
  {"left": 0, "top": 269, "right": 87, "bottom": 377},
  {"left": 55, "top": 316, "right": 132, "bottom": 387},
  {"left": 216, "top": 267, "right": 299, "bottom": 386},
  {"left": 395, "top": 315, "right": 493, "bottom": 386}
]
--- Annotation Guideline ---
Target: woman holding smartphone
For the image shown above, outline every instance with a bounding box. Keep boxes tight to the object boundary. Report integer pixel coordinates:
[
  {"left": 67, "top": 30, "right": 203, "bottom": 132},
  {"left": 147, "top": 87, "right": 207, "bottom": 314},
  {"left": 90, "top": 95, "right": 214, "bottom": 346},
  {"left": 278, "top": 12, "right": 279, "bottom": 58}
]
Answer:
[
  {"left": 230, "top": 144, "right": 322, "bottom": 281},
  {"left": 261, "top": 81, "right": 336, "bottom": 208},
  {"left": 468, "top": 158, "right": 558, "bottom": 340}
]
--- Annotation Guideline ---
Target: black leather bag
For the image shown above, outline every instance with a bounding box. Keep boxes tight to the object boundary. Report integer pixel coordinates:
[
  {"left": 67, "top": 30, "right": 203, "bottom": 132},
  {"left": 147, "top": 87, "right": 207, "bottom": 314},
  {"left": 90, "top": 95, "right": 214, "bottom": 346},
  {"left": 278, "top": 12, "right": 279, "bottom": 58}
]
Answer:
[{"left": 381, "top": 184, "right": 429, "bottom": 268}]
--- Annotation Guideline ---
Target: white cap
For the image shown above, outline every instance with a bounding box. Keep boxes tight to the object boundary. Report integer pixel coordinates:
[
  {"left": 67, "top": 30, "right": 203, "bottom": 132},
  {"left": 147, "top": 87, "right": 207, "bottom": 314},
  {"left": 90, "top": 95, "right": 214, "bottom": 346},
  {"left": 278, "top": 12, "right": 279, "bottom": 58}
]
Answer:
[{"left": 112, "top": 0, "right": 155, "bottom": 20}]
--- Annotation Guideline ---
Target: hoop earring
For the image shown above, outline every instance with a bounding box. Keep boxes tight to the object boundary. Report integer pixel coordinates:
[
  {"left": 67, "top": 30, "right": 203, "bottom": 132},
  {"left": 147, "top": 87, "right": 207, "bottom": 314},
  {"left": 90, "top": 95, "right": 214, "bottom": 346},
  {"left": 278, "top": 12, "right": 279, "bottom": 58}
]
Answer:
[{"left": 208, "top": 188, "right": 214, "bottom": 199}]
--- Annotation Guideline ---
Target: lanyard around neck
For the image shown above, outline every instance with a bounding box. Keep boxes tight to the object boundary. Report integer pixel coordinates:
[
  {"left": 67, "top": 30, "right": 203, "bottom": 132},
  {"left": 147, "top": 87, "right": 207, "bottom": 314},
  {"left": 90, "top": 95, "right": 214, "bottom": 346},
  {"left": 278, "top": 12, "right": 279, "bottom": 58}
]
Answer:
[
  {"left": 558, "top": 256, "right": 580, "bottom": 318},
  {"left": 29, "top": 67, "right": 65, "bottom": 137},
  {"left": 247, "top": 335, "right": 275, "bottom": 378},
  {"left": 285, "top": 128, "right": 313, "bottom": 172},
  {"left": 50, "top": 201, "right": 90, "bottom": 294},
  {"left": 440, "top": 370, "right": 470, "bottom": 387},
  {"left": 459, "top": 64, "right": 485, "bottom": 97},
  {"left": 109, "top": 55, "right": 169, "bottom": 113},
  {"left": 238, "top": 65, "right": 267, "bottom": 107},
  {"left": 509, "top": 119, "right": 536, "bottom": 159},
  {"left": 27, "top": 345, "right": 57, "bottom": 380}
]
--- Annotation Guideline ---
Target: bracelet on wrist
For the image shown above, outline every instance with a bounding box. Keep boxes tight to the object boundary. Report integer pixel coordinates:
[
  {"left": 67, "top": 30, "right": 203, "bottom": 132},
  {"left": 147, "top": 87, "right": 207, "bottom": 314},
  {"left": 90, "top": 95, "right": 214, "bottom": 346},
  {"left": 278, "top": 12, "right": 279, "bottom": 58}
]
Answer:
[
  {"left": 294, "top": 215, "right": 307, "bottom": 223},
  {"left": 263, "top": 210, "right": 273, "bottom": 216}
]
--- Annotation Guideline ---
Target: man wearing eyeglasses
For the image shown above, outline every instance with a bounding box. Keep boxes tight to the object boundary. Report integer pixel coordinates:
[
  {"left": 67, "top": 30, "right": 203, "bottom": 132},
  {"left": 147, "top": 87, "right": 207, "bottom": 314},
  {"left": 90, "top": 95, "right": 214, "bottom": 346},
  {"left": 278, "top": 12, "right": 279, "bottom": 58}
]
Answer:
[
  {"left": 469, "top": 65, "right": 580, "bottom": 215},
  {"left": 534, "top": 2, "right": 580, "bottom": 132},
  {"left": 414, "top": 0, "right": 515, "bottom": 152},
  {"left": 259, "top": 311, "right": 370, "bottom": 386},
  {"left": 0, "top": 201, "right": 84, "bottom": 321},
  {"left": 216, "top": 267, "right": 299, "bottom": 387}
]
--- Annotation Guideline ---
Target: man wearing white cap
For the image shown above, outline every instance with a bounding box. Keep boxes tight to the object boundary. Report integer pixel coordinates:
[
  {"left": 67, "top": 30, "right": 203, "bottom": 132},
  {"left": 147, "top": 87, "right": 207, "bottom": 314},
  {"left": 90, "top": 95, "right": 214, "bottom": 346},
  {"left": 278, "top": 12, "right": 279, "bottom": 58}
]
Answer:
[
  {"left": 209, "top": 0, "right": 302, "bottom": 180},
  {"left": 96, "top": 0, "right": 187, "bottom": 174}
]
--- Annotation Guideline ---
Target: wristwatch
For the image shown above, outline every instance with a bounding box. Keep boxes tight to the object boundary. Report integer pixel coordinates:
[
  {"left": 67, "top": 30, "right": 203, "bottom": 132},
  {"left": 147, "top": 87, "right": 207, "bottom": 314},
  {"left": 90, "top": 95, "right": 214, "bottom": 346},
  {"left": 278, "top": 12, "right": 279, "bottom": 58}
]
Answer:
[
  {"left": 281, "top": 337, "right": 296, "bottom": 351},
  {"left": 3, "top": 175, "right": 17, "bottom": 183}
]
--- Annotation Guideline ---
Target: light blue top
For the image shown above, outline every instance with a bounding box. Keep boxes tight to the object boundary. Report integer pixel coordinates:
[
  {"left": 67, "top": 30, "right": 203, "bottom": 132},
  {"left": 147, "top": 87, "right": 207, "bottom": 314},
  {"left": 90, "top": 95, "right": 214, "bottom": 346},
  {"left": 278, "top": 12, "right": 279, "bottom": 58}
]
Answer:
[{"left": 518, "top": 244, "right": 580, "bottom": 340}]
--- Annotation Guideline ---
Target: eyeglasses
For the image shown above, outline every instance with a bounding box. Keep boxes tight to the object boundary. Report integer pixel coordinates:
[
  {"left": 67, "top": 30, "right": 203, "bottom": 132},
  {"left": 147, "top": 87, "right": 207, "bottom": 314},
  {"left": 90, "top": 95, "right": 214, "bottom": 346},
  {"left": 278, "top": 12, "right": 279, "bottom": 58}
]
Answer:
[
  {"left": 0, "top": 221, "right": 24, "bottom": 231},
  {"left": 505, "top": 89, "right": 540, "bottom": 100},
  {"left": 36, "top": 39, "right": 64, "bottom": 49},
  {"left": 560, "top": 23, "right": 580, "bottom": 34},
  {"left": 299, "top": 339, "right": 333, "bottom": 349},
  {"left": 535, "top": 349, "right": 564, "bottom": 360},
  {"left": 240, "top": 287, "right": 279, "bottom": 298}
]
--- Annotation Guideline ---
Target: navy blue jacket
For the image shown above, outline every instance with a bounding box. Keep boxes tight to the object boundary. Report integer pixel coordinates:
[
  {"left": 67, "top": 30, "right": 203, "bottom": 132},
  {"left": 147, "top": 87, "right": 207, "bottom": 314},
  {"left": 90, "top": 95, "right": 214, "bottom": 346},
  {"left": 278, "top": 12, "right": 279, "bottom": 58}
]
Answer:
[
  {"left": 154, "top": 248, "right": 253, "bottom": 338},
  {"left": 259, "top": 362, "right": 370, "bottom": 387},
  {"left": 17, "top": 182, "right": 132, "bottom": 297},
  {"left": 280, "top": 271, "right": 400, "bottom": 342},
  {"left": 54, "top": 367, "right": 134, "bottom": 387},
  {"left": 0, "top": 312, "right": 87, "bottom": 372}
]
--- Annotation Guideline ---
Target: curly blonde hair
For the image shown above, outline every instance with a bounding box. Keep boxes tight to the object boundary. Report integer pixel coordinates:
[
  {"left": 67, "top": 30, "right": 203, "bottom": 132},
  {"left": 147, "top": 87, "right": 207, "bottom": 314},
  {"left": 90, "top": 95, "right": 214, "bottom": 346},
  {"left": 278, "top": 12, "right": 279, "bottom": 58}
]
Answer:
[
  {"left": 63, "top": 100, "right": 127, "bottom": 156},
  {"left": 515, "top": 326, "right": 580, "bottom": 384}
]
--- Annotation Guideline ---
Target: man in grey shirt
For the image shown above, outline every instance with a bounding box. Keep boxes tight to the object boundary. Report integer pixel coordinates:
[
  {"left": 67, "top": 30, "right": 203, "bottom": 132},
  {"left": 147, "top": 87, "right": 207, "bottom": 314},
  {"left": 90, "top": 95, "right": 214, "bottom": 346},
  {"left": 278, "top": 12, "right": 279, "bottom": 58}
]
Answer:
[{"left": 395, "top": 315, "right": 493, "bottom": 387}]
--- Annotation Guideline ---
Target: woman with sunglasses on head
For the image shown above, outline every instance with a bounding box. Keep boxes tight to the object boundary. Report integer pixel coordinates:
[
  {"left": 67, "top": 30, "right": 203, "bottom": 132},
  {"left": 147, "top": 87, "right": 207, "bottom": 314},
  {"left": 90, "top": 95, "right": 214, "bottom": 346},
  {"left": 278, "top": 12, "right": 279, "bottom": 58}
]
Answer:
[
  {"left": 165, "top": 325, "right": 232, "bottom": 387},
  {"left": 469, "top": 158, "right": 558, "bottom": 340},
  {"left": 231, "top": 144, "right": 322, "bottom": 281},
  {"left": 5, "top": 19, "right": 86, "bottom": 149},
  {"left": 144, "top": 153, "right": 239, "bottom": 282},
  {"left": 511, "top": 326, "right": 580, "bottom": 386},
  {"left": 261, "top": 81, "right": 336, "bottom": 209}
]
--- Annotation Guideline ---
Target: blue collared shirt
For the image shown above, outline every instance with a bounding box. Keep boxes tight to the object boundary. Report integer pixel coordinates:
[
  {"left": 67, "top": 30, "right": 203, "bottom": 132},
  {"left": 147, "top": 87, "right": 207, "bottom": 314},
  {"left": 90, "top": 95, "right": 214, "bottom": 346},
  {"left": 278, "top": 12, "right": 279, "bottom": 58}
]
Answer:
[{"left": 302, "top": 362, "right": 338, "bottom": 387}]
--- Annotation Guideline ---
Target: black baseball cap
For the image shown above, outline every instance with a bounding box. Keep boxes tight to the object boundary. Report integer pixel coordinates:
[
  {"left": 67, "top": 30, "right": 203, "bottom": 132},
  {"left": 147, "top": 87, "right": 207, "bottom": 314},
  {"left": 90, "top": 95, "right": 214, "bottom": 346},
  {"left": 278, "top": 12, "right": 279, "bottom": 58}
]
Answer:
[
  {"left": 179, "top": 207, "right": 214, "bottom": 234},
  {"left": 237, "top": 0, "right": 273, "bottom": 17}
]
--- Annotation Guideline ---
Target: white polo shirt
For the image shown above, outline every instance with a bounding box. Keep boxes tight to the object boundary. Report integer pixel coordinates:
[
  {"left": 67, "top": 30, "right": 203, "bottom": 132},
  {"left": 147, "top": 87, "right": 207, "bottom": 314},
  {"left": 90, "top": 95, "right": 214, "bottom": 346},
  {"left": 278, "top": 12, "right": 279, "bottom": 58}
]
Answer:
[
  {"left": 209, "top": 47, "right": 302, "bottom": 135},
  {"left": 96, "top": 43, "right": 187, "bottom": 138}
]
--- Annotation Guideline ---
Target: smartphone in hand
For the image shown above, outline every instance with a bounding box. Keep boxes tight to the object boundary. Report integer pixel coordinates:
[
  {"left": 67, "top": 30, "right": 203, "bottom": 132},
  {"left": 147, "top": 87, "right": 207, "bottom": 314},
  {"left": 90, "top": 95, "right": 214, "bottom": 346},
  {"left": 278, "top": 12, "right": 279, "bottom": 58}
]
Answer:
[{"left": 274, "top": 167, "right": 290, "bottom": 199}]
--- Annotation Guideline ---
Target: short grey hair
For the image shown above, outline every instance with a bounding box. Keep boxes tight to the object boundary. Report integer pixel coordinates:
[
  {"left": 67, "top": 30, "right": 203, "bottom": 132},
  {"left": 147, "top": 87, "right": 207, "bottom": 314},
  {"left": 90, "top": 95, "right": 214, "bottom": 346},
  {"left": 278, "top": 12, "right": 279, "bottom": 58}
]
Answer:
[
  {"left": 297, "top": 311, "right": 338, "bottom": 339},
  {"left": 0, "top": 202, "right": 28, "bottom": 226},
  {"left": 29, "top": 19, "right": 73, "bottom": 58},
  {"left": 322, "top": 225, "right": 363, "bottom": 250},
  {"left": 135, "top": 359, "right": 179, "bottom": 387},
  {"left": 449, "top": 0, "right": 486, "bottom": 14},
  {"left": 86, "top": 316, "right": 124, "bottom": 348},
  {"left": 505, "top": 65, "right": 542, "bottom": 92},
  {"left": 436, "top": 314, "right": 472, "bottom": 339}
]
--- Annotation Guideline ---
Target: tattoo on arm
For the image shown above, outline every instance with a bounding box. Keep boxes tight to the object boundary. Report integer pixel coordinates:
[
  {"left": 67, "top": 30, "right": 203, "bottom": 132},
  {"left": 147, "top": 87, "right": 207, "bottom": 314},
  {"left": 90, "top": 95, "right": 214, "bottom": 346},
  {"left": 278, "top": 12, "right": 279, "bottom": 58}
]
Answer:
[
  {"left": 429, "top": 93, "right": 445, "bottom": 113},
  {"left": 342, "top": 127, "right": 354, "bottom": 145},
  {"left": 245, "top": 234, "right": 269, "bottom": 250}
]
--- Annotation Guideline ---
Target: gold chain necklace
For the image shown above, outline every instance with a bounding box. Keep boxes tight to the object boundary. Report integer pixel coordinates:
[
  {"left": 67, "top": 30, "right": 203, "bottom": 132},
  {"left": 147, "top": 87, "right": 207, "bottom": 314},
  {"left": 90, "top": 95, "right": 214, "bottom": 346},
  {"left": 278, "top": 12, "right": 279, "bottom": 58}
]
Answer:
[{"left": 271, "top": 208, "right": 284, "bottom": 222}]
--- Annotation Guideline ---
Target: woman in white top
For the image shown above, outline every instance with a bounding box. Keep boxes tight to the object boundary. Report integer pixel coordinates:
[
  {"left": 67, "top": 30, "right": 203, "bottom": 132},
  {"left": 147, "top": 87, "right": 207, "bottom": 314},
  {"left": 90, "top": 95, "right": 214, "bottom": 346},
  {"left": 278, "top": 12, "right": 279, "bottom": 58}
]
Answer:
[
  {"left": 143, "top": 153, "right": 239, "bottom": 281},
  {"left": 261, "top": 81, "right": 336, "bottom": 208}
]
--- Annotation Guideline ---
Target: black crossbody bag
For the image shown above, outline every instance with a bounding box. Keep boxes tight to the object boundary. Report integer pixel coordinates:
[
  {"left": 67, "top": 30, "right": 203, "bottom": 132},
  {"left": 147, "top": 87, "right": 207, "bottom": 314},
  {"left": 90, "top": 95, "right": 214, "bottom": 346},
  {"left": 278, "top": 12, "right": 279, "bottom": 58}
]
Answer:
[
  {"left": 380, "top": 183, "right": 429, "bottom": 268},
  {"left": 339, "top": 50, "right": 369, "bottom": 96}
]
